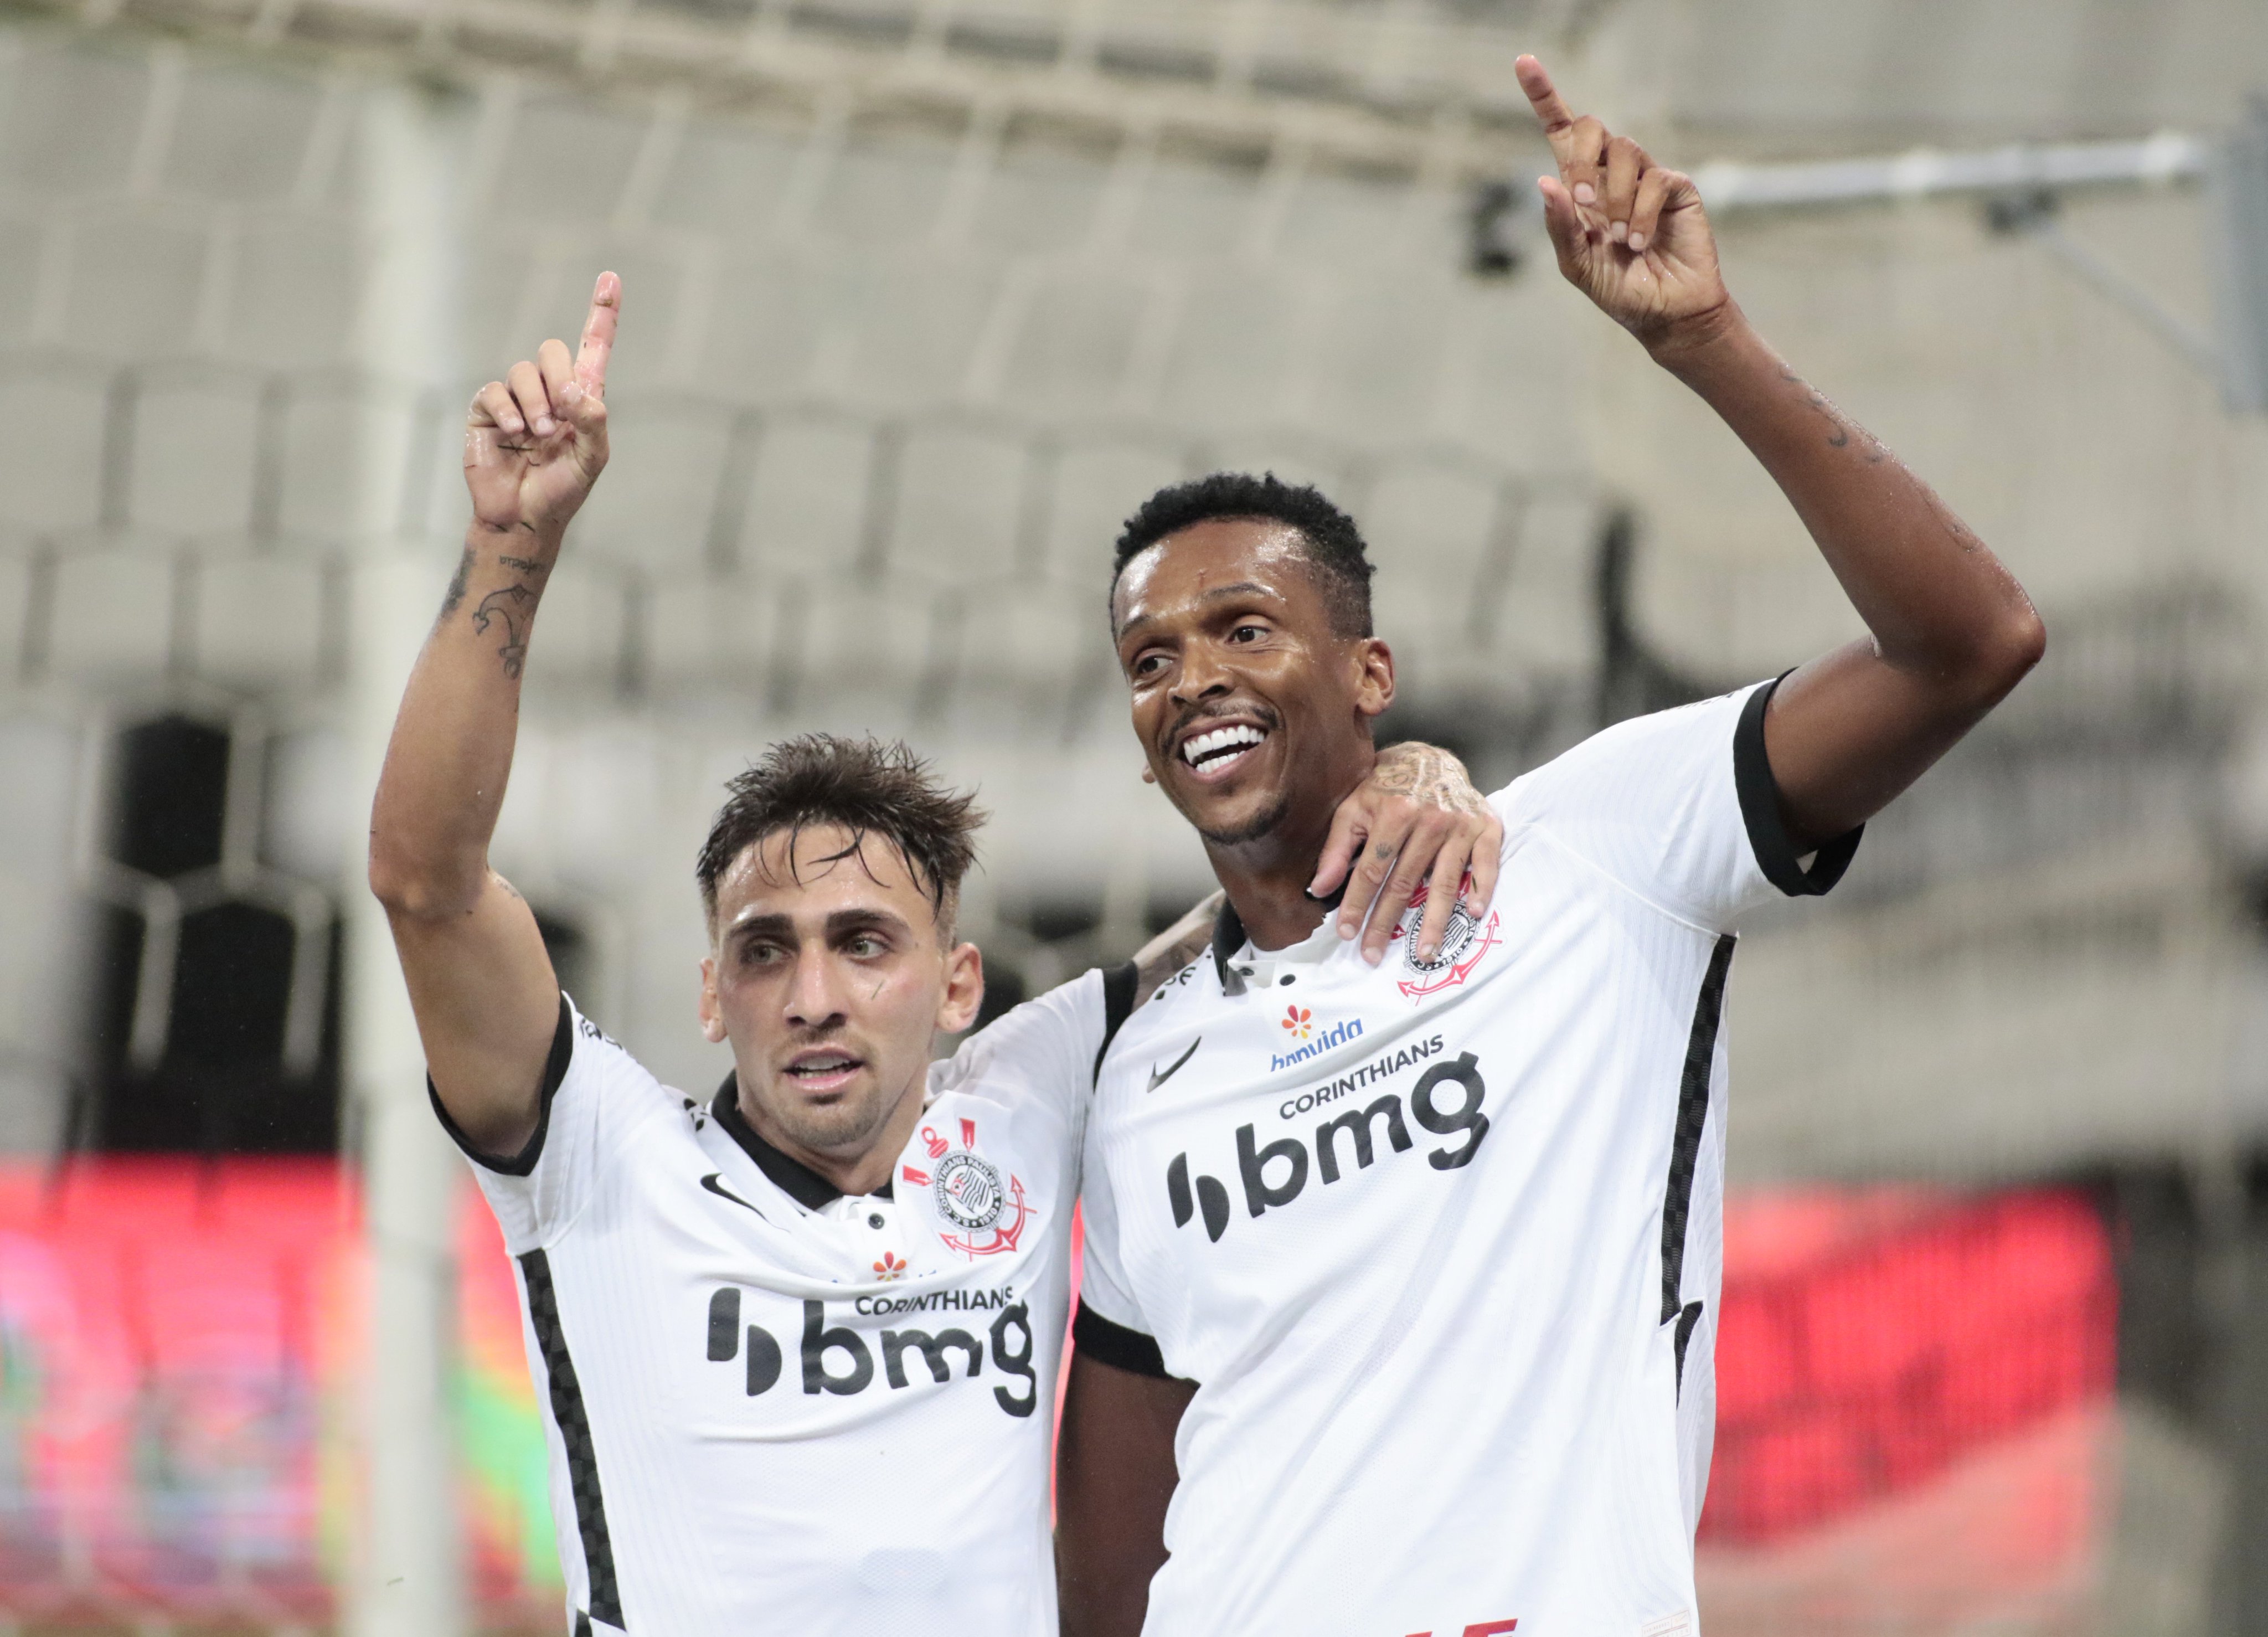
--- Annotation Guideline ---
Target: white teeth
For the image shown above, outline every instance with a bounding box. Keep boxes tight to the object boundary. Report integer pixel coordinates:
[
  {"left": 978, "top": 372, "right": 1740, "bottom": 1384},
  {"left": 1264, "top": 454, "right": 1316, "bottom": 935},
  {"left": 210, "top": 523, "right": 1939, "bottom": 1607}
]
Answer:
[{"left": 1181, "top": 724, "right": 1266, "bottom": 766}]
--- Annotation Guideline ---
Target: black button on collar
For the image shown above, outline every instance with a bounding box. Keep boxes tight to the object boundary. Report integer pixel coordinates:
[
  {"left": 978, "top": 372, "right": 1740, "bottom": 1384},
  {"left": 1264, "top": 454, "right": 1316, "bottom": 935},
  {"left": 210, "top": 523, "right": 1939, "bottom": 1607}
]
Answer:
[{"left": 868, "top": 1213, "right": 886, "bottom": 1229}]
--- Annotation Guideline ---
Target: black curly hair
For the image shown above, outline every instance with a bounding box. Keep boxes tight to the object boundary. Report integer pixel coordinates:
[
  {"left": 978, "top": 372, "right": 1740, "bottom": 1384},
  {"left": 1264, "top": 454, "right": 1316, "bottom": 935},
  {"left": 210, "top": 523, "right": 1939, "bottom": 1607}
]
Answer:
[
  {"left": 1110, "top": 471, "right": 1375, "bottom": 639},
  {"left": 696, "top": 734, "right": 984, "bottom": 933}
]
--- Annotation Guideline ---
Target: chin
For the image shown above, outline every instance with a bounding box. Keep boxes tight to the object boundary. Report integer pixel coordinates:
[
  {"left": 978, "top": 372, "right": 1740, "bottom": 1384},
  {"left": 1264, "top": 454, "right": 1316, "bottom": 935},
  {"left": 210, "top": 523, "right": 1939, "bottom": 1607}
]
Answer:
[{"left": 1189, "top": 786, "right": 1295, "bottom": 848}]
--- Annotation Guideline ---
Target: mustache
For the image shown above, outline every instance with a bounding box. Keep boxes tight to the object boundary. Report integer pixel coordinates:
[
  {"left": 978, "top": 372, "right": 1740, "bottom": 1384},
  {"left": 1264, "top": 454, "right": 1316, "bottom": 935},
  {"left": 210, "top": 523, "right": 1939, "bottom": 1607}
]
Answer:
[{"left": 1167, "top": 700, "right": 1281, "bottom": 749}]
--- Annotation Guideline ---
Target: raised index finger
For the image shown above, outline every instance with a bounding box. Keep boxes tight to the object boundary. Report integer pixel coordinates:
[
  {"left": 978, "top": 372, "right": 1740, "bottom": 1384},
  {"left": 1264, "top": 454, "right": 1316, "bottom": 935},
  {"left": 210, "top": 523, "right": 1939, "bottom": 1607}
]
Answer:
[
  {"left": 1516, "top": 54, "right": 1577, "bottom": 140},
  {"left": 574, "top": 271, "right": 621, "bottom": 399}
]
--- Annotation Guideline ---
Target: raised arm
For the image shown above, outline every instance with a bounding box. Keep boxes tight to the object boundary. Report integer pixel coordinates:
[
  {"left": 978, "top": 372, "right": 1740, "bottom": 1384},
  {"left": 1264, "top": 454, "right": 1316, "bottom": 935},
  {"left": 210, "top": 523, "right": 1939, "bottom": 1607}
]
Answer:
[
  {"left": 1518, "top": 57, "right": 2044, "bottom": 848},
  {"left": 366, "top": 273, "right": 620, "bottom": 1156}
]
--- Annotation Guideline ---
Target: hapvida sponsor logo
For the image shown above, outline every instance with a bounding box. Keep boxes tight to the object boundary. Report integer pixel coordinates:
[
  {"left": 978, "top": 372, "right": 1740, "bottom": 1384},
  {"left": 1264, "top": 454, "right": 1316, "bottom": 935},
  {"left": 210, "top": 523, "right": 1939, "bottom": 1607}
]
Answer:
[{"left": 1270, "top": 1013, "right": 1363, "bottom": 1072}]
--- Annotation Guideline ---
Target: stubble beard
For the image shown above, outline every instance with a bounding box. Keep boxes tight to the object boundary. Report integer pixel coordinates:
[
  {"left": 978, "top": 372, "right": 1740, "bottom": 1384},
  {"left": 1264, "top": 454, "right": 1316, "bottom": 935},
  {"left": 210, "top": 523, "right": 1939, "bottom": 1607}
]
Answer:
[{"left": 1194, "top": 786, "right": 1296, "bottom": 848}]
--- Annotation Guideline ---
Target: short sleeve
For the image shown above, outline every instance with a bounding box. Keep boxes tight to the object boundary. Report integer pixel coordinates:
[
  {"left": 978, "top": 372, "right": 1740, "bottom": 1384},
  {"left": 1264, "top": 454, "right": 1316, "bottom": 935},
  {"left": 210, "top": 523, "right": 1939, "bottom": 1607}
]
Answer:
[
  {"left": 926, "top": 964, "right": 1117, "bottom": 1120},
  {"left": 1074, "top": 1104, "right": 1160, "bottom": 1366},
  {"left": 429, "top": 992, "right": 678, "bottom": 1253},
  {"left": 1500, "top": 677, "right": 1862, "bottom": 932}
]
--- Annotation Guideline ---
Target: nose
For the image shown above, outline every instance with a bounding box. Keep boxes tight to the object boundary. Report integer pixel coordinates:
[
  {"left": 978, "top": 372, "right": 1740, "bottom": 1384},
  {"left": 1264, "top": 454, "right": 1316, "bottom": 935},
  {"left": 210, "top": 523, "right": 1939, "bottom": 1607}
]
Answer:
[
  {"left": 1168, "top": 637, "right": 1235, "bottom": 708},
  {"left": 782, "top": 942, "right": 849, "bottom": 1031}
]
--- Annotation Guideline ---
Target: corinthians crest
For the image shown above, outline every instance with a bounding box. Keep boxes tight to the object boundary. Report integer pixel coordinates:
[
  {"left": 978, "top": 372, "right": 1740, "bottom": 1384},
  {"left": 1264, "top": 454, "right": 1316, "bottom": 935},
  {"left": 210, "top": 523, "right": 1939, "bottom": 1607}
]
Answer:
[
  {"left": 1394, "top": 882, "right": 1502, "bottom": 1001},
  {"left": 902, "top": 1115, "right": 1033, "bottom": 1259}
]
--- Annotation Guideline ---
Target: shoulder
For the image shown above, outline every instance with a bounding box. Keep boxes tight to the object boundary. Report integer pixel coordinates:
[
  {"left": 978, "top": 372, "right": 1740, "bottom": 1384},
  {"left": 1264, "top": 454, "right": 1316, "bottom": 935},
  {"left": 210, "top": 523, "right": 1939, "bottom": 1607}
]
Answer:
[
  {"left": 931, "top": 967, "right": 1111, "bottom": 1101},
  {"left": 1497, "top": 685, "right": 1759, "bottom": 823}
]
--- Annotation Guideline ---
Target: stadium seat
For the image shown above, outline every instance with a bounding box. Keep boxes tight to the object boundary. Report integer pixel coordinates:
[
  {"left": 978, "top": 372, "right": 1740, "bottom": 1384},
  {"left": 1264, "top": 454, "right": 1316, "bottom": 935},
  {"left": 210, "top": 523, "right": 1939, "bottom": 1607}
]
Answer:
[
  {"left": 1038, "top": 436, "right": 1188, "bottom": 583},
  {"left": 884, "top": 422, "right": 1030, "bottom": 586},
  {"left": 645, "top": 574, "right": 777, "bottom": 702},
  {"left": 734, "top": 411, "right": 876, "bottom": 575},
  {"left": 223, "top": 219, "right": 364, "bottom": 371},
  {"left": 0, "top": 364, "right": 109, "bottom": 533},
  {"left": 194, "top": 555, "right": 326, "bottom": 690},
  {"left": 570, "top": 396, "right": 734, "bottom": 574},
  {"left": 128, "top": 369, "right": 265, "bottom": 540},
  {"left": 61, "top": 213, "right": 209, "bottom": 361},
  {"left": 48, "top": 546, "right": 177, "bottom": 683}
]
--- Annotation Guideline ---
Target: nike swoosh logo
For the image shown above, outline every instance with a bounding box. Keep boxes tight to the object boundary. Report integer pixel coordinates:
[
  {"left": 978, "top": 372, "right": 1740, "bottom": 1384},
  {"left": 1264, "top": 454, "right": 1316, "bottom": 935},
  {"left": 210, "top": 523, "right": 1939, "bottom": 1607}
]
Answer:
[
  {"left": 700, "top": 1173, "right": 765, "bottom": 1216},
  {"left": 1147, "top": 1036, "right": 1202, "bottom": 1093}
]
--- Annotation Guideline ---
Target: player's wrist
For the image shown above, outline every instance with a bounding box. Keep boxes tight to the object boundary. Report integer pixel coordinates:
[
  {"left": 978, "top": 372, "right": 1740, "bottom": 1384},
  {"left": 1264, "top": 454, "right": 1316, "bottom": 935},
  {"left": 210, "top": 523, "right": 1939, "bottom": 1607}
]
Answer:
[{"left": 1643, "top": 296, "right": 1751, "bottom": 375}]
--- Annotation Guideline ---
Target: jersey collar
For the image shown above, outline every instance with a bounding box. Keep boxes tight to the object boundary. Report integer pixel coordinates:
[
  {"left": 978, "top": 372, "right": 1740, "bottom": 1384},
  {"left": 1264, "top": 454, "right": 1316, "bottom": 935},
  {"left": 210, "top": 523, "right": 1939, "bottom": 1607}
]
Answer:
[
  {"left": 710, "top": 1074, "right": 893, "bottom": 1210},
  {"left": 1212, "top": 883, "right": 1346, "bottom": 996}
]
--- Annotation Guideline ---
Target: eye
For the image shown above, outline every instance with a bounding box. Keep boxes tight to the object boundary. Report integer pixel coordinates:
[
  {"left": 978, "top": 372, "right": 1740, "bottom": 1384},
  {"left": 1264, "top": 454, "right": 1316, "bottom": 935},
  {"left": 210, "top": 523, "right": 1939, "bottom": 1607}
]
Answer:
[
  {"left": 739, "top": 940, "right": 787, "bottom": 967},
  {"left": 1131, "top": 651, "right": 1169, "bottom": 679},
  {"left": 845, "top": 934, "right": 887, "bottom": 959},
  {"left": 1228, "top": 622, "right": 1265, "bottom": 644}
]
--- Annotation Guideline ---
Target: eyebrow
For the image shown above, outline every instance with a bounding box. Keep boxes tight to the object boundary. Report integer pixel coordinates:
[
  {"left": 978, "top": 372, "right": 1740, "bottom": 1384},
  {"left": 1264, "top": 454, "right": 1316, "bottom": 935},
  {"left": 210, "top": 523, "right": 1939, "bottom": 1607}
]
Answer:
[
  {"left": 1116, "top": 580, "right": 1280, "bottom": 642},
  {"left": 725, "top": 907, "right": 914, "bottom": 945}
]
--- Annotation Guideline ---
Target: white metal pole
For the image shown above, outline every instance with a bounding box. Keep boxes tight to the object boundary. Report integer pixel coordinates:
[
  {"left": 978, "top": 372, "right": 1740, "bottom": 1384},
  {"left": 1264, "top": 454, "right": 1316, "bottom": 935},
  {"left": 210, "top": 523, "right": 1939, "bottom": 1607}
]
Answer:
[{"left": 344, "top": 76, "right": 467, "bottom": 1637}]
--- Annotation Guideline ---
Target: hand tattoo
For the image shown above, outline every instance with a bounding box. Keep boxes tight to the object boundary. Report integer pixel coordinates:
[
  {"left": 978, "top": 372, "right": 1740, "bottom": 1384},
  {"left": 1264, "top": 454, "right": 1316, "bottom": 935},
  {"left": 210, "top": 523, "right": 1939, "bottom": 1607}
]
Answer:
[
  {"left": 498, "top": 554, "right": 548, "bottom": 575},
  {"left": 472, "top": 584, "right": 537, "bottom": 678}
]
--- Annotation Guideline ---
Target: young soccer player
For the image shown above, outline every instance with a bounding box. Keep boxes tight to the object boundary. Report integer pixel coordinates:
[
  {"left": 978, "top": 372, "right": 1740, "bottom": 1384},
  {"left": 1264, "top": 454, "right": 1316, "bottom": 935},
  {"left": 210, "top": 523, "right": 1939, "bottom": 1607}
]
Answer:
[
  {"left": 1056, "top": 56, "right": 2047, "bottom": 1637},
  {"left": 365, "top": 275, "right": 1500, "bottom": 1634}
]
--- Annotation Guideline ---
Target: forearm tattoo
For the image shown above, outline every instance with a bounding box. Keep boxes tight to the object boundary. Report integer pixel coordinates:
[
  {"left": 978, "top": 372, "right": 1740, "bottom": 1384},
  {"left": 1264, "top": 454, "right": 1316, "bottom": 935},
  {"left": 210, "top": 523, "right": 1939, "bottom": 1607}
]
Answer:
[
  {"left": 439, "top": 547, "right": 474, "bottom": 616},
  {"left": 1782, "top": 368, "right": 1886, "bottom": 465},
  {"left": 472, "top": 584, "right": 537, "bottom": 679}
]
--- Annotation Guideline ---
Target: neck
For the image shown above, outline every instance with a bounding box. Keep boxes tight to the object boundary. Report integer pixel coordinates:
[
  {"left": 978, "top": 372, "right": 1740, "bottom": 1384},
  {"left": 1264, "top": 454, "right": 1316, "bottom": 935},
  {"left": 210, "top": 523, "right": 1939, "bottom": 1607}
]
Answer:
[
  {"left": 1204, "top": 746, "right": 1376, "bottom": 953},
  {"left": 738, "top": 1076, "right": 924, "bottom": 1199}
]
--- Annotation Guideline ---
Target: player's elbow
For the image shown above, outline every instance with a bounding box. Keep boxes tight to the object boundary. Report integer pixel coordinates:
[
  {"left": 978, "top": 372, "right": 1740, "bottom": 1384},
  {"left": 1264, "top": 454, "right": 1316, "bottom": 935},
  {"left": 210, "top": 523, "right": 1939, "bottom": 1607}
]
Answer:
[
  {"left": 367, "top": 845, "right": 481, "bottom": 922},
  {"left": 1976, "top": 603, "right": 2047, "bottom": 699}
]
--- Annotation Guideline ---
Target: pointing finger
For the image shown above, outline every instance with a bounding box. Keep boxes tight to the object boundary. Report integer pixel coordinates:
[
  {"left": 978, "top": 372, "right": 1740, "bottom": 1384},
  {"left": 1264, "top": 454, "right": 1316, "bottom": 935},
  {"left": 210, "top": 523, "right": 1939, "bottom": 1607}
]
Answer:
[
  {"left": 1516, "top": 54, "right": 1576, "bottom": 141},
  {"left": 575, "top": 271, "right": 621, "bottom": 400}
]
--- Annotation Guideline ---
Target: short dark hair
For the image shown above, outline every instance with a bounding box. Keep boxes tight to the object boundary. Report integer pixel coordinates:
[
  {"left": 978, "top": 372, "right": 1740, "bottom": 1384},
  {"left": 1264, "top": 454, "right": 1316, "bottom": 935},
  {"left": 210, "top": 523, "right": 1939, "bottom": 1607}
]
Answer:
[
  {"left": 1110, "top": 471, "right": 1375, "bottom": 638},
  {"left": 696, "top": 735, "right": 984, "bottom": 932}
]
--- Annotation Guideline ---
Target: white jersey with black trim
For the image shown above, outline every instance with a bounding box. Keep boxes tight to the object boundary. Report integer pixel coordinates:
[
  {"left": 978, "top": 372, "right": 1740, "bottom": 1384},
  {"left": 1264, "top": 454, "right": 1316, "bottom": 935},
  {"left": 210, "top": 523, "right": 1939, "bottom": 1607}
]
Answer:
[
  {"left": 1076, "top": 679, "right": 1860, "bottom": 1637},
  {"left": 438, "top": 965, "right": 1132, "bottom": 1636}
]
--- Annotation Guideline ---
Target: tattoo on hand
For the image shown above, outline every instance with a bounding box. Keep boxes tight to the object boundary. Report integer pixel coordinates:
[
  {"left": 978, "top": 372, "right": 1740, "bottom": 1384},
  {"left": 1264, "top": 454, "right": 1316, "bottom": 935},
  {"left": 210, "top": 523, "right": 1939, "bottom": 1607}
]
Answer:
[
  {"left": 498, "top": 555, "right": 547, "bottom": 575},
  {"left": 440, "top": 548, "right": 473, "bottom": 616},
  {"left": 472, "top": 584, "right": 537, "bottom": 678}
]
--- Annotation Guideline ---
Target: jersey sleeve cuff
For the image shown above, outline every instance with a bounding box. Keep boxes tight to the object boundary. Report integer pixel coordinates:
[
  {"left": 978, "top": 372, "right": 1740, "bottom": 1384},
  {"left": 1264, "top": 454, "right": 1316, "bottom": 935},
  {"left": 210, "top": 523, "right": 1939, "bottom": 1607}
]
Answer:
[
  {"left": 427, "top": 992, "right": 575, "bottom": 1177},
  {"left": 1735, "top": 673, "right": 1863, "bottom": 898},
  {"left": 1073, "top": 1299, "right": 1174, "bottom": 1379}
]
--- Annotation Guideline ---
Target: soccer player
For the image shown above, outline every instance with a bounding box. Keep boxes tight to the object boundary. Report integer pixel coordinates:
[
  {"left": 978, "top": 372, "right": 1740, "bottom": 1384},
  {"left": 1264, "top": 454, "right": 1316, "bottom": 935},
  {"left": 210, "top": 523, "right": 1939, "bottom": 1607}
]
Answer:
[
  {"left": 1056, "top": 56, "right": 2048, "bottom": 1637},
  {"left": 365, "top": 275, "right": 1503, "bottom": 1634}
]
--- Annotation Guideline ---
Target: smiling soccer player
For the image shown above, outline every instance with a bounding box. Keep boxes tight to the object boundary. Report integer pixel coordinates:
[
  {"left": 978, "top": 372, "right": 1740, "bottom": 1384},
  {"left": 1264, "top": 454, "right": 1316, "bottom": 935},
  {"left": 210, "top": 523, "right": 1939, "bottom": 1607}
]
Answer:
[
  {"left": 364, "top": 274, "right": 1503, "bottom": 1635},
  {"left": 1055, "top": 56, "right": 2047, "bottom": 1637}
]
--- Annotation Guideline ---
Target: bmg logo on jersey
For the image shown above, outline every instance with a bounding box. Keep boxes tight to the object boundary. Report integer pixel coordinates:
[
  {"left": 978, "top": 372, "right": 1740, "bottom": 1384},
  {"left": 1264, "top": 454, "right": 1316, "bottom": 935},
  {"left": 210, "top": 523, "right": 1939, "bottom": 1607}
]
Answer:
[
  {"left": 703, "top": 1287, "right": 1039, "bottom": 1418},
  {"left": 1167, "top": 1052, "right": 1491, "bottom": 1243}
]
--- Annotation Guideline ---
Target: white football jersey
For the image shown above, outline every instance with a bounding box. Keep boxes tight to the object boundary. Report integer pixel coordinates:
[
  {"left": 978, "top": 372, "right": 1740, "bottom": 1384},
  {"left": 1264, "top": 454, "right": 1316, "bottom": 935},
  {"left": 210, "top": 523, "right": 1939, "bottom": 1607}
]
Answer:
[
  {"left": 1078, "top": 680, "right": 1859, "bottom": 1637},
  {"left": 439, "top": 965, "right": 1133, "bottom": 1635}
]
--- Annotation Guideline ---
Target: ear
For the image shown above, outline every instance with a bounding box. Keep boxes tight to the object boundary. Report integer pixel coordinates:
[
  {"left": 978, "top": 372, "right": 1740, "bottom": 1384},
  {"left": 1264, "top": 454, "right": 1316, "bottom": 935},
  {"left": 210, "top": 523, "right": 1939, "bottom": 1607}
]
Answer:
[
  {"left": 1352, "top": 636, "right": 1396, "bottom": 720},
  {"left": 936, "top": 940, "right": 985, "bottom": 1036},
  {"left": 698, "top": 954, "right": 728, "bottom": 1044}
]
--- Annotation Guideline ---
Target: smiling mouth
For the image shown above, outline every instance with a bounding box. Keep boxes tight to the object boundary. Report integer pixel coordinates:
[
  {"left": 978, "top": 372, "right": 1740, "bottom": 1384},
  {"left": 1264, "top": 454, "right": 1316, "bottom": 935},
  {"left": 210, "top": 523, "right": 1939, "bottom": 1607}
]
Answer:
[{"left": 1179, "top": 723, "right": 1270, "bottom": 779}]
